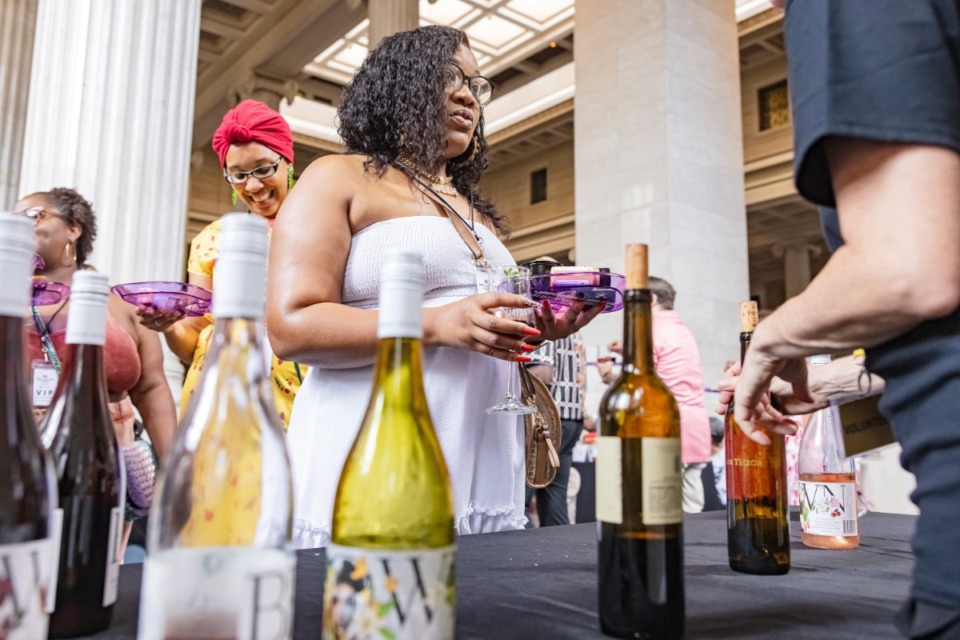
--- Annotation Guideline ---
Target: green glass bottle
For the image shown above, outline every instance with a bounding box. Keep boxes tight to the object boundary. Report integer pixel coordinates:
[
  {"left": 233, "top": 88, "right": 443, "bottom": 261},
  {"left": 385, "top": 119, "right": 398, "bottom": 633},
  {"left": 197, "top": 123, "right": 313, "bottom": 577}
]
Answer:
[
  {"left": 597, "top": 243, "right": 684, "bottom": 640},
  {"left": 324, "top": 250, "right": 455, "bottom": 640}
]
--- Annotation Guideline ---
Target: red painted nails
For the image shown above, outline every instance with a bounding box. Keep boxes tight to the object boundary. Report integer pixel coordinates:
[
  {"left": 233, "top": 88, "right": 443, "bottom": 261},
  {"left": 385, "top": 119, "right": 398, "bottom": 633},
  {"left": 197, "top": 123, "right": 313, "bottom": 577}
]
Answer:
[
  {"left": 515, "top": 355, "right": 532, "bottom": 363},
  {"left": 520, "top": 344, "right": 536, "bottom": 353},
  {"left": 522, "top": 326, "right": 541, "bottom": 336}
]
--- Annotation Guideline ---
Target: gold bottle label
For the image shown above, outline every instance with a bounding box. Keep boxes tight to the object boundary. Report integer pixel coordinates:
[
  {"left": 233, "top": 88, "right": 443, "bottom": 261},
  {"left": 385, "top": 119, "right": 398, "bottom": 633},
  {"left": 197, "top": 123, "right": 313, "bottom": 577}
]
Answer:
[
  {"left": 641, "top": 438, "right": 683, "bottom": 525},
  {"left": 596, "top": 436, "right": 623, "bottom": 524}
]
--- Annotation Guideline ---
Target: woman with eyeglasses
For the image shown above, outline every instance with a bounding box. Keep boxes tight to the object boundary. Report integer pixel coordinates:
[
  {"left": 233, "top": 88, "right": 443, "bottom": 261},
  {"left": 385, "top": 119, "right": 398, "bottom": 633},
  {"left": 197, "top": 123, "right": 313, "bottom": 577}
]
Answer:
[
  {"left": 266, "top": 26, "right": 600, "bottom": 548},
  {"left": 14, "top": 187, "right": 178, "bottom": 550},
  {"left": 138, "top": 99, "right": 305, "bottom": 428}
]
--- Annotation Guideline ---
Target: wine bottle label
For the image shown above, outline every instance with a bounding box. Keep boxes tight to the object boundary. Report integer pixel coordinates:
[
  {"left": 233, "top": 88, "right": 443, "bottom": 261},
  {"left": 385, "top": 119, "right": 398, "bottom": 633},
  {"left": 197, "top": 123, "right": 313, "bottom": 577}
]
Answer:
[
  {"left": 596, "top": 436, "right": 623, "bottom": 524},
  {"left": 324, "top": 544, "right": 456, "bottom": 640},
  {"left": 799, "top": 481, "right": 859, "bottom": 537},
  {"left": 102, "top": 506, "right": 122, "bottom": 607},
  {"left": 139, "top": 547, "right": 295, "bottom": 640},
  {"left": 44, "top": 508, "right": 64, "bottom": 613},
  {"left": 641, "top": 437, "right": 683, "bottom": 526},
  {"left": 0, "top": 536, "right": 54, "bottom": 638}
]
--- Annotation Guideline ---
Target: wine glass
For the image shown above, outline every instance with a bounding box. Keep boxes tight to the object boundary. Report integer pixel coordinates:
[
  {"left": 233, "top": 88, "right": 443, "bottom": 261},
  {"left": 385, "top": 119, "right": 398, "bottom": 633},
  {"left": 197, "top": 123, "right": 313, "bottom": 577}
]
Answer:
[{"left": 486, "top": 266, "right": 537, "bottom": 415}]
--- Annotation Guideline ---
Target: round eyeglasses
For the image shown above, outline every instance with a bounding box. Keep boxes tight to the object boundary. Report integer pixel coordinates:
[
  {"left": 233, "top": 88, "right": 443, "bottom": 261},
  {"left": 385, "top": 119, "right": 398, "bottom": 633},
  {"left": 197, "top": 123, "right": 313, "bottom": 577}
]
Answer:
[
  {"left": 12, "top": 206, "right": 65, "bottom": 224},
  {"left": 442, "top": 62, "right": 494, "bottom": 106},
  {"left": 223, "top": 156, "right": 283, "bottom": 185}
]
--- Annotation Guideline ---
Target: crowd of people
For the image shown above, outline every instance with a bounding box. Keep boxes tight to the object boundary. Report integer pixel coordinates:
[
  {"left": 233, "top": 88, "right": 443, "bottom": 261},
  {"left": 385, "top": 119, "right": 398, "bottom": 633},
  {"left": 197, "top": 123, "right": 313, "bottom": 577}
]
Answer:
[{"left": 11, "top": 3, "right": 960, "bottom": 635}]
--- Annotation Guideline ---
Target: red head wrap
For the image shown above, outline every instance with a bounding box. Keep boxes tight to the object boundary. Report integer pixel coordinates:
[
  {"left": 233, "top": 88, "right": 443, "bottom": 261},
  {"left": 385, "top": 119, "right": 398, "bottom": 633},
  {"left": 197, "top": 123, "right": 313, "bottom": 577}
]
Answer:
[{"left": 211, "top": 100, "right": 295, "bottom": 168}]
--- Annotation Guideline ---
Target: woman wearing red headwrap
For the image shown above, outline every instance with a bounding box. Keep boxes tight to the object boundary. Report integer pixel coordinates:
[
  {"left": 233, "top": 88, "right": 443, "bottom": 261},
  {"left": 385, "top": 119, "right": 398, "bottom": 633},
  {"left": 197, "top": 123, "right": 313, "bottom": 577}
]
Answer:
[{"left": 139, "top": 100, "right": 304, "bottom": 428}]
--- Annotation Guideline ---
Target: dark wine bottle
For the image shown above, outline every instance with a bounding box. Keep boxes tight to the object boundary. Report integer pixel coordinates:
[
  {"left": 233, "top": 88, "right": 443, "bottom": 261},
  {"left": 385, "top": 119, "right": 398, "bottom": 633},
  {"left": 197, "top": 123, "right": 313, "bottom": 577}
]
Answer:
[
  {"left": 0, "top": 215, "right": 57, "bottom": 638},
  {"left": 725, "top": 301, "right": 790, "bottom": 575},
  {"left": 597, "top": 244, "right": 684, "bottom": 640},
  {"left": 41, "top": 271, "right": 124, "bottom": 637}
]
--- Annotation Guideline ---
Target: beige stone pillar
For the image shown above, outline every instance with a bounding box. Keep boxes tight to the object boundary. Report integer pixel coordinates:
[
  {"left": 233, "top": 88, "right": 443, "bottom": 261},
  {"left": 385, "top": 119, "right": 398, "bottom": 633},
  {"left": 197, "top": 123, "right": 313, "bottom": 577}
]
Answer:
[
  {"left": 368, "top": 0, "right": 419, "bottom": 48},
  {"left": 0, "top": 0, "right": 38, "bottom": 208},
  {"left": 773, "top": 240, "right": 821, "bottom": 300},
  {"left": 18, "top": 0, "right": 202, "bottom": 394},
  {"left": 575, "top": 0, "right": 750, "bottom": 391}
]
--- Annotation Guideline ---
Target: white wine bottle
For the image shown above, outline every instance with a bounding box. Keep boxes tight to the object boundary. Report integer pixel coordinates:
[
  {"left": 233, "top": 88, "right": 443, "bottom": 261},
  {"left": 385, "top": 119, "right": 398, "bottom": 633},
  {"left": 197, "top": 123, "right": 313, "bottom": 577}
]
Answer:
[
  {"left": 324, "top": 250, "right": 455, "bottom": 640},
  {"left": 139, "top": 214, "right": 294, "bottom": 640},
  {"left": 41, "top": 270, "right": 124, "bottom": 638},
  {"left": 799, "top": 355, "right": 860, "bottom": 549},
  {"left": 596, "top": 244, "right": 684, "bottom": 640},
  {"left": 0, "top": 215, "right": 57, "bottom": 639}
]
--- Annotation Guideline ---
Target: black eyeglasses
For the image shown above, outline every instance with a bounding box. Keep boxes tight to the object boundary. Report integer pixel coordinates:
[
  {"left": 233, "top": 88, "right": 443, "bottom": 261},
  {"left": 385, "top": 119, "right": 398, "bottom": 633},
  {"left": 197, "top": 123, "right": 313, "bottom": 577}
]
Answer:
[
  {"left": 223, "top": 156, "right": 283, "bottom": 185},
  {"left": 12, "top": 206, "right": 65, "bottom": 224},
  {"left": 442, "top": 62, "right": 494, "bottom": 106}
]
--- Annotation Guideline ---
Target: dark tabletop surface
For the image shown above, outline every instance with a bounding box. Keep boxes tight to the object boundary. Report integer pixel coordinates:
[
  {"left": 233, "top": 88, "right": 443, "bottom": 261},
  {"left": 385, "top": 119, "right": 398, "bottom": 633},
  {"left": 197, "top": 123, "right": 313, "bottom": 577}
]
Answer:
[{"left": 83, "top": 510, "right": 915, "bottom": 639}]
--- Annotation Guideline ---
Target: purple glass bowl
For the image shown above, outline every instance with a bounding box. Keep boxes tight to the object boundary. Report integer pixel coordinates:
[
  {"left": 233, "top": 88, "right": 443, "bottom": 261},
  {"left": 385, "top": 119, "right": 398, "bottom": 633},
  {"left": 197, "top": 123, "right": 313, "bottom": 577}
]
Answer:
[
  {"left": 32, "top": 278, "right": 70, "bottom": 306},
  {"left": 501, "top": 272, "right": 625, "bottom": 314},
  {"left": 112, "top": 281, "right": 212, "bottom": 317}
]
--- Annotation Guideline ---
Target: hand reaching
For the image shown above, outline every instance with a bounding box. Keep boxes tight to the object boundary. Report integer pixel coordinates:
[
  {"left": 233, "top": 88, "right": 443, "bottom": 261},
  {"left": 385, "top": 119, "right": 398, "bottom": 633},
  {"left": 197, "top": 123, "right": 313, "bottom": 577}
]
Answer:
[
  {"left": 534, "top": 299, "right": 604, "bottom": 341},
  {"left": 136, "top": 305, "right": 184, "bottom": 333}
]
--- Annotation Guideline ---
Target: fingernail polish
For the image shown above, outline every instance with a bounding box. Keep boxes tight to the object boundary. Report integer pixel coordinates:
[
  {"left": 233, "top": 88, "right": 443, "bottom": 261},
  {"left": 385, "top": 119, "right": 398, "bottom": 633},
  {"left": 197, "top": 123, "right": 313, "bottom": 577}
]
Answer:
[
  {"left": 520, "top": 343, "right": 536, "bottom": 353},
  {"left": 515, "top": 355, "right": 532, "bottom": 363},
  {"left": 522, "top": 326, "right": 541, "bottom": 336}
]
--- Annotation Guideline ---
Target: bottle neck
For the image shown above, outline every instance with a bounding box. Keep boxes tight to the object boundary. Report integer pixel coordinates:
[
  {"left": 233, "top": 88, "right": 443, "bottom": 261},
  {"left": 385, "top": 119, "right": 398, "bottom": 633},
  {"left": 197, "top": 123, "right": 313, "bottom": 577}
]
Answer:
[
  {"left": 65, "top": 299, "right": 108, "bottom": 346},
  {"left": 206, "top": 316, "right": 268, "bottom": 366},
  {"left": 0, "top": 315, "right": 29, "bottom": 405},
  {"left": 374, "top": 336, "right": 429, "bottom": 409},
  {"left": 621, "top": 289, "right": 655, "bottom": 374},
  {"left": 739, "top": 331, "right": 753, "bottom": 365}
]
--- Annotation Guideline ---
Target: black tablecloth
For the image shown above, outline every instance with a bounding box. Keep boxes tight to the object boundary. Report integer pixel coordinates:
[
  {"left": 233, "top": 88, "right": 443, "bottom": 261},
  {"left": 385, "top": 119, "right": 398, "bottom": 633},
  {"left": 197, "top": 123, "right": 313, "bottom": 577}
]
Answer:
[{"left": 84, "top": 511, "right": 916, "bottom": 639}]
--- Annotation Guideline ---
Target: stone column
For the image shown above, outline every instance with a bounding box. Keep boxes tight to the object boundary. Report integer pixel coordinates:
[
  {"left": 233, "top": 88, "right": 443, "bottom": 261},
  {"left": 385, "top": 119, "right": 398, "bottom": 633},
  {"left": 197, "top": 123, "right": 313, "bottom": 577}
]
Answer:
[
  {"left": 773, "top": 240, "right": 821, "bottom": 300},
  {"left": 368, "top": 0, "right": 419, "bottom": 49},
  {"left": 0, "top": 0, "right": 38, "bottom": 209},
  {"left": 575, "top": 0, "right": 749, "bottom": 389},
  {"left": 18, "top": 0, "right": 202, "bottom": 395}
]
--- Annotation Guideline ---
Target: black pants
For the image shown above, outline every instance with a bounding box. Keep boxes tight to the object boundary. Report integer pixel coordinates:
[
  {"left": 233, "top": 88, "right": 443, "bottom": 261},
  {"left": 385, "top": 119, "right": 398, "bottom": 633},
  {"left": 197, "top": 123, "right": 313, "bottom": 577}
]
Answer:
[{"left": 525, "top": 419, "right": 583, "bottom": 527}]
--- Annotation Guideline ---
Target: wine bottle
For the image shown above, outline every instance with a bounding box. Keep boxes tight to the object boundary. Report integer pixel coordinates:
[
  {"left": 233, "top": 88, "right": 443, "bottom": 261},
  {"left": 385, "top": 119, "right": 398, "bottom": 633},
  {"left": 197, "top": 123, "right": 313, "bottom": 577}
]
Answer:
[
  {"left": 325, "top": 250, "right": 455, "bottom": 640},
  {"left": 0, "top": 215, "right": 57, "bottom": 639},
  {"left": 139, "top": 214, "right": 294, "bottom": 640},
  {"left": 41, "top": 270, "right": 124, "bottom": 637},
  {"left": 596, "top": 243, "right": 684, "bottom": 640},
  {"left": 725, "top": 301, "right": 790, "bottom": 575},
  {"left": 798, "top": 355, "right": 859, "bottom": 549}
]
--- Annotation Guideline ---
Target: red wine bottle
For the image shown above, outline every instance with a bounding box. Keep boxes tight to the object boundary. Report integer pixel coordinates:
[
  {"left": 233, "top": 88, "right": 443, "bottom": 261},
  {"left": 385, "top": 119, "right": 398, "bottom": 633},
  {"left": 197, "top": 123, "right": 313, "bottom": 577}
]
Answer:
[
  {"left": 41, "top": 271, "right": 124, "bottom": 638},
  {"left": 0, "top": 216, "right": 57, "bottom": 639}
]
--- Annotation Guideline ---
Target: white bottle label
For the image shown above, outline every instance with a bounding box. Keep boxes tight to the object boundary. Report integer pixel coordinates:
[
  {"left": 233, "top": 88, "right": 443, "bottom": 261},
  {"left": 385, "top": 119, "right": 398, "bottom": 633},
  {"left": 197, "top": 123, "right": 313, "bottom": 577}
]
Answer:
[
  {"left": 102, "top": 506, "right": 123, "bottom": 607},
  {"left": 138, "top": 547, "right": 295, "bottom": 640},
  {"left": 44, "top": 508, "right": 64, "bottom": 613},
  {"left": 0, "top": 537, "right": 53, "bottom": 638},
  {"left": 641, "top": 437, "right": 683, "bottom": 526},
  {"left": 596, "top": 436, "right": 623, "bottom": 524},
  {"left": 324, "top": 544, "right": 456, "bottom": 640},
  {"left": 799, "top": 480, "right": 859, "bottom": 537}
]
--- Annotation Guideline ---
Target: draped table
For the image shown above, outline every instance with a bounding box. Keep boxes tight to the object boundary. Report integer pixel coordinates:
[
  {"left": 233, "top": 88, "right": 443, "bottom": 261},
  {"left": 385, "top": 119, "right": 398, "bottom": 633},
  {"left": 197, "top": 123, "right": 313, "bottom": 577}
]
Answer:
[{"left": 84, "top": 511, "right": 915, "bottom": 639}]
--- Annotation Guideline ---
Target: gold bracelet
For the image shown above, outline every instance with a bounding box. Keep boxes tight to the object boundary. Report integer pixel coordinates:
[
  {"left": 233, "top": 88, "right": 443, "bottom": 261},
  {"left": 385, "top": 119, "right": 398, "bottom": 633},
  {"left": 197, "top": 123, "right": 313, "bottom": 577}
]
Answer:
[{"left": 853, "top": 348, "right": 872, "bottom": 396}]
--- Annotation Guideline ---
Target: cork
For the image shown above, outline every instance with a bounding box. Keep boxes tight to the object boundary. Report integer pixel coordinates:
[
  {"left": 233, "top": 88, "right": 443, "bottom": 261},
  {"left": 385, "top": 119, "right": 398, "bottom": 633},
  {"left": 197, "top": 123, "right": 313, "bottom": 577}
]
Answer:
[
  {"left": 624, "top": 244, "right": 649, "bottom": 290},
  {"left": 739, "top": 301, "right": 759, "bottom": 332}
]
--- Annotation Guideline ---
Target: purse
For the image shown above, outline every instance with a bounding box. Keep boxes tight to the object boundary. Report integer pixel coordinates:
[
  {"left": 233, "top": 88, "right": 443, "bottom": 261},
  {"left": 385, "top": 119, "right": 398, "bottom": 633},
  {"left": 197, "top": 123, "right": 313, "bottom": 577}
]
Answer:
[
  {"left": 404, "top": 172, "right": 564, "bottom": 489},
  {"left": 518, "top": 364, "right": 562, "bottom": 489}
]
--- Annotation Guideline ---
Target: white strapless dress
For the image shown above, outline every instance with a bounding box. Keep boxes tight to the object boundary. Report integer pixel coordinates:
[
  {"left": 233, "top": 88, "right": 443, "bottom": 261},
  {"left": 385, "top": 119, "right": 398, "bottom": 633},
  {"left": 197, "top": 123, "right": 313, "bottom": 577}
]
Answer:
[{"left": 286, "top": 217, "right": 526, "bottom": 548}]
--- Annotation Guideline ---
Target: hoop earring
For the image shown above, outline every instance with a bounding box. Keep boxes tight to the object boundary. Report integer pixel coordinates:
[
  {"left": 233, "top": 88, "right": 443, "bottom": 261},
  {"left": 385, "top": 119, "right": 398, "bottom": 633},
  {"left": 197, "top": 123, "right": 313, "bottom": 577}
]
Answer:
[
  {"left": 62, "top": 241, "right": 76, "bottom": 267},
  {"left": 231, "top": 190, "right": 238, "bottom": 206},
  {"left": 288, "top": 165, "right": 295, "bottom": 189},
  {"left": 450, "top": 133, "right": 480, "bottom": 170}
]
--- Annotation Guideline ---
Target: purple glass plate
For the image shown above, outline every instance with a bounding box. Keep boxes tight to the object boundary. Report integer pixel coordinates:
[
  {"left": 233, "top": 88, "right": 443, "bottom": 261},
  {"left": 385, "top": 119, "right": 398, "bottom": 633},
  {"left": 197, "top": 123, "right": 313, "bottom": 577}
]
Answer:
[
  {"left": 32, "top": 278, "right": 70, "bottom": 306},
  {"left": 112, "top": 281, "right": 212, "bottom": 317},
  {"left": 525, "top": 272, "right": 625, "bottom": 314}
]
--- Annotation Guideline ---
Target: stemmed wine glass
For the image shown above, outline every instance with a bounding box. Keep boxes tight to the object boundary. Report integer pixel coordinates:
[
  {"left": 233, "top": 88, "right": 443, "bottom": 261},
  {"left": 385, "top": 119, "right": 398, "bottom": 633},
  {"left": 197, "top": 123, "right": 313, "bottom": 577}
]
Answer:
[{"left": 486, "top": 266, "right": 538, "bottom": 415}]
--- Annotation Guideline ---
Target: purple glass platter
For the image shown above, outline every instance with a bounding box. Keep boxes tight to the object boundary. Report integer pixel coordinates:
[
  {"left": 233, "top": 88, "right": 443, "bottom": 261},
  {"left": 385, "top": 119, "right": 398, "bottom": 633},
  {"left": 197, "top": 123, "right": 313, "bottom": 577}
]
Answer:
[
  {"left": 501, "top": 272, "right": 625, "bottom": 314},
  {"left": 112, "top": 281, "right": 212, "bottom": 317},
  {"left": 32, "top": 278, "right": 70, "bottom": 306}
]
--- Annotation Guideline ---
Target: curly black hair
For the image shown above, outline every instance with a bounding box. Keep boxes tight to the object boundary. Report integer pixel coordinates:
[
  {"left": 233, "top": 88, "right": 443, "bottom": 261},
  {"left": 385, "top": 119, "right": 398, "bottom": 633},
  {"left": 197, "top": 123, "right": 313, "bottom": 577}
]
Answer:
[
  {"left": 337, "top": 25, "right": 508, "bottom": 236},
  {"left": 41, "top": 188, "right": 97, "bottom": 267}
]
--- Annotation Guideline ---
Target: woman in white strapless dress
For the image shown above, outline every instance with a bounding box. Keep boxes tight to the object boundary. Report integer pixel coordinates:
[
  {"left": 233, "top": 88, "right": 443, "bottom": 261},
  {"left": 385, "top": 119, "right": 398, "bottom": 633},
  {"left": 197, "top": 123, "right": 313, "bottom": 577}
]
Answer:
[{"left": 265, "top": 26, "right": 600, "bottom": 548}]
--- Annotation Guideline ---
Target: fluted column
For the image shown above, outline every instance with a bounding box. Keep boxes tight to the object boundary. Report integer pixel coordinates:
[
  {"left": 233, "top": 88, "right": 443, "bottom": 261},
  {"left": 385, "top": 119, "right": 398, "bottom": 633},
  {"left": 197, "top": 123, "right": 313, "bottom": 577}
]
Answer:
[
  {"left": 19, "top": 0, "right": 202, "bottom": 394},
  {"left": 368, "top": 0, "right": 419, "bottom": 48},
  {"left": 0, "top": 0, "right": 38, "bottom": 208}
]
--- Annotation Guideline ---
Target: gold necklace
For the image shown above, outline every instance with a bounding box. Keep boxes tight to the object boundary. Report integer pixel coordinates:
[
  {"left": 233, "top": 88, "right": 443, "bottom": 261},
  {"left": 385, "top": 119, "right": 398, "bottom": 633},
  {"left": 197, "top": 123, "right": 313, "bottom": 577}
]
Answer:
[{"left": 396, "top": 157, "right": 458, "bottom": 196}]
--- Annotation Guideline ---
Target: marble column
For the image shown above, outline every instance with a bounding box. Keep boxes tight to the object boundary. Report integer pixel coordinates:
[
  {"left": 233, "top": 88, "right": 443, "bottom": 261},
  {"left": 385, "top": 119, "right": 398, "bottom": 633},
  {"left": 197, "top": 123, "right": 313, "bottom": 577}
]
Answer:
[
  {"left": 0, "top": 0, "right": 38, "bottom": 209},
  {"left": 575, "top": 0, "right": 750, "bottom": 389},
  {"left": 18, "top": 0, "right": 202, "bottom": 394},
  {"left": 368, "top": 0, "right": 419, "bottom": 48},
  {"left": 773, "top": 240, "right": 821, "bottom": 300}
]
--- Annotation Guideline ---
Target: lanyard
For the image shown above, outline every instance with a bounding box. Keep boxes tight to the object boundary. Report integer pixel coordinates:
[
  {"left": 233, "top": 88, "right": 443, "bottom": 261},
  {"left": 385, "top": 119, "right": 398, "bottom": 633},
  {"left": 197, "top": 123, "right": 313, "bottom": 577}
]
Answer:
[{"left": 31, "top": 304, "right": 63, "bottom": 375}]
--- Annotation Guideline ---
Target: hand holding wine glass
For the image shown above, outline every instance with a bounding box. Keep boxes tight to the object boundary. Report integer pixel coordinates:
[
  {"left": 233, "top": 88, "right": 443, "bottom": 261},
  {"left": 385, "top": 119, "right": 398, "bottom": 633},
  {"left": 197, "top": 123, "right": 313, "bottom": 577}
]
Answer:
[{"left": 486, "top": 266, "right": 538, "bottom": 415}]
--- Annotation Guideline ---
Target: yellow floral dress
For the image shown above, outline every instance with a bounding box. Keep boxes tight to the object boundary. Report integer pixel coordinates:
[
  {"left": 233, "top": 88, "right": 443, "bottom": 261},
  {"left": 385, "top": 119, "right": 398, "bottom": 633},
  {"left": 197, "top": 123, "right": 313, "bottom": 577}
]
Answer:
[{"left": 181, "top": 218, "right": 305, "bottom": 429}]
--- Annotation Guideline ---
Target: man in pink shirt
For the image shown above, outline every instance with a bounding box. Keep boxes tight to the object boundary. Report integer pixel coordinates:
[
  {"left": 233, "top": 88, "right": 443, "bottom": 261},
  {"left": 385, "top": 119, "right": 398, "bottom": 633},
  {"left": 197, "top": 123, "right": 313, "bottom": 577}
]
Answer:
[{"left": 599, "top": 276, "right": 713, "bottom": 512}]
